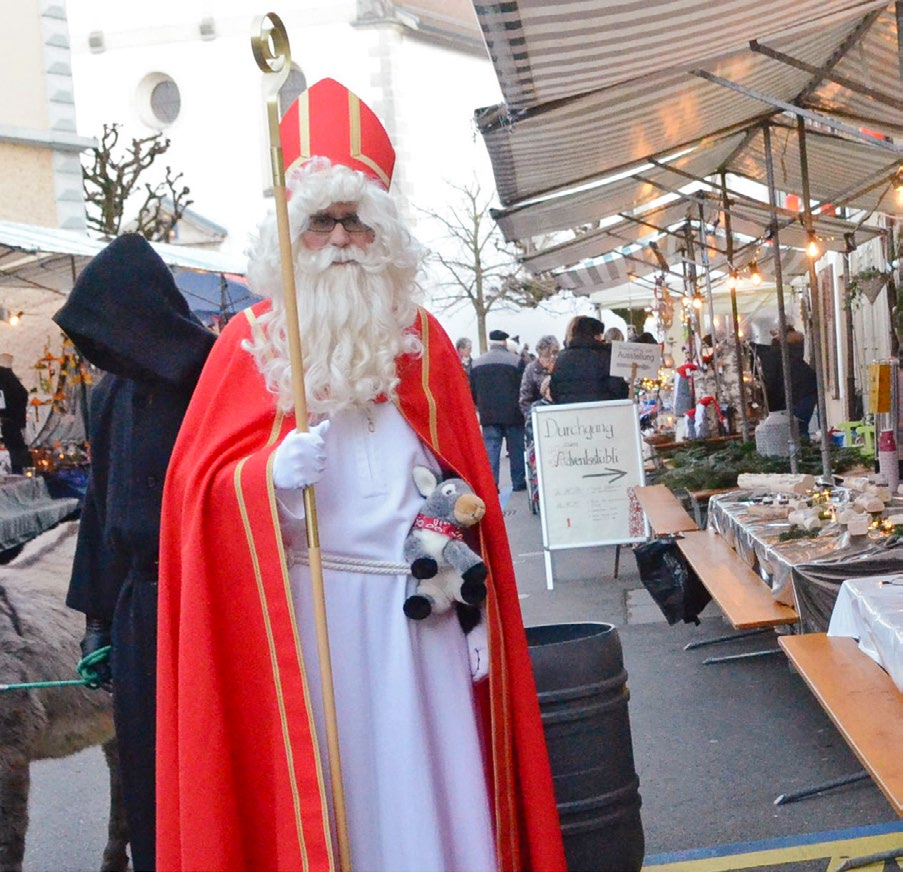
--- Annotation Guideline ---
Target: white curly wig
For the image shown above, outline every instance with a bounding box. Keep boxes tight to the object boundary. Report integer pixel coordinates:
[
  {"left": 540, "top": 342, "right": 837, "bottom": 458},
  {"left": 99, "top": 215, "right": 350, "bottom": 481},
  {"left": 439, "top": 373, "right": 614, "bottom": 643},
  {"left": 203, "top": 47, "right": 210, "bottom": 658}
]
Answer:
[{"left": 244, "top": 159, "right": 424, "bottom": 416}]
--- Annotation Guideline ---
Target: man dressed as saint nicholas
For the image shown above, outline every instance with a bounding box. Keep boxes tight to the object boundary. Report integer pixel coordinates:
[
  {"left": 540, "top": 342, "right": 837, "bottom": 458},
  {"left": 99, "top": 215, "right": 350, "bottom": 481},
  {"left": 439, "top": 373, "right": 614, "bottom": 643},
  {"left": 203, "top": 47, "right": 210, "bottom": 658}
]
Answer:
[{"left": 156, "top": 78, "right": 566, "bottom": 872}]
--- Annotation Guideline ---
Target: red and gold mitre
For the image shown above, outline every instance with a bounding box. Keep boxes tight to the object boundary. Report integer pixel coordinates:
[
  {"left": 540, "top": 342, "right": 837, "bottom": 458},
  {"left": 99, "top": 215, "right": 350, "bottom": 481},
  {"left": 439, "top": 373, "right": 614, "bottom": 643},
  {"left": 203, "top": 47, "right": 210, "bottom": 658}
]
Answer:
[{"left": 279, "top": 77, "right": 395, "bottom": 189}]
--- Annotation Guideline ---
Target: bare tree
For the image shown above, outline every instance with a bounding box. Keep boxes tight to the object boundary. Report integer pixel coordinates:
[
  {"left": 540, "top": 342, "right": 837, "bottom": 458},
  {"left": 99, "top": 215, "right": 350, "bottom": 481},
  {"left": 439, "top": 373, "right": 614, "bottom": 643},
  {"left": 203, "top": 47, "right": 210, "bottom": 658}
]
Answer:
[
  {"left": 421, "top": 180, "right": 557, "bottom": 352},
  {"left": 82, "top": 123, "right": 193, "bottom": 241}
]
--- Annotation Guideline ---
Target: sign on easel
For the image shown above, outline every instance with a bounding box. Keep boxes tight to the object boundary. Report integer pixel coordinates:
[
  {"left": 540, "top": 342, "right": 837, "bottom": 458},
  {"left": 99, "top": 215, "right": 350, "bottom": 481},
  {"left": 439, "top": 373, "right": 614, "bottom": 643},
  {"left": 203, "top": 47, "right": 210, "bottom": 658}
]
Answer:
[
  {"left": 609, "top": 341, "right": 661, "bottom": 380},
  {"left": 532, "top": 400, "right": 647, "bottom": 589}
]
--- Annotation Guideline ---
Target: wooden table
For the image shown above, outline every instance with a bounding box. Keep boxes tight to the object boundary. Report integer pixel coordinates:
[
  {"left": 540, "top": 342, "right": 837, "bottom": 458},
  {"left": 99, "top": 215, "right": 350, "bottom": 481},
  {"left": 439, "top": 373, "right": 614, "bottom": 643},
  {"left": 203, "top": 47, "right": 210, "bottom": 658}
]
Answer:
[
  {"left": 779, "top": 634, "right": 903, "bottom": 816},
  {"left": 678, "top": 528, "right": 799, "bottom": 630}
]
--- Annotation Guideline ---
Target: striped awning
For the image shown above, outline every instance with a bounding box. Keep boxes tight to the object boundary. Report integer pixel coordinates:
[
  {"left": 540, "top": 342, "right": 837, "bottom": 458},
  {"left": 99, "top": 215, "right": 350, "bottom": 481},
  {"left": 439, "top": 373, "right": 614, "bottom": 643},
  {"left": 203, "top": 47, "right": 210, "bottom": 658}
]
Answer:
[
  {"left": 475, "top": 4, "right": 890, "bottom": 207},
  {"left": 474, "top": 0, "right": 887, "bottom": 112},
  {"left": 726, "top": 121, "right": 901, "bottom": 217},
  {"left": 0, "top": 220, "right": 246, "bottom": 296},
  {"left": 521, "top": 200, "right": 703, "bottom": 274},
  {"left": 492, "top": 132, "right": 748, "bottom": 243},
  {"left": 518, "top": 183, "right": 881, "bottom": 276},
  {"left": 804, "top": 4, "right": 903, "bottom": 134},
  {"left": 556, "top": 242, "right": 814, "bottom": 300}
]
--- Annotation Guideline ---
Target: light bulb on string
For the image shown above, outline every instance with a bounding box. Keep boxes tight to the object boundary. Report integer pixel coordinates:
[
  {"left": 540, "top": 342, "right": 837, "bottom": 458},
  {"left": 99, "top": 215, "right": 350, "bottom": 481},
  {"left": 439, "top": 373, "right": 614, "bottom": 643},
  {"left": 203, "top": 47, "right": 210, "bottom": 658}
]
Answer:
[
  {"left": 806, "top": 232, "right": 820, "bottom": 259},
  {"left": 727, "top": 271, "right": 737, "bottom": 291},
  {"left": 692, "top": 295, "right": 703, "bottom": 310},
  {"left": 8, "top": 311, "right": 22, "bottom": 326},
  {"left": 749, "top": 261, "right": 762, "bottom": 286}
]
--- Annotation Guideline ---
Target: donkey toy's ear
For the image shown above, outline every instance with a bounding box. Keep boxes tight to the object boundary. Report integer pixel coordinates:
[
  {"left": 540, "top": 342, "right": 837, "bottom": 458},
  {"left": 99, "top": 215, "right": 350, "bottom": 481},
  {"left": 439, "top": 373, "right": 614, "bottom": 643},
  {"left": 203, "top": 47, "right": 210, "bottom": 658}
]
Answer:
[{"left": 412, "top": 465, "right": 439, "bottom": 498}]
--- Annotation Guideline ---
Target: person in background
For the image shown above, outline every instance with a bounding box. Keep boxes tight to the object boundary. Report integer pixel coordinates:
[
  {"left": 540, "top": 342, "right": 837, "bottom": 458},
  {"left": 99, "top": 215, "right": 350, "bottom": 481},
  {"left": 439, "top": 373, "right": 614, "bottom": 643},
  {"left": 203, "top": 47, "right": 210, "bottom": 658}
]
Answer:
[
  {"left": 563, "top": 315, "right": 581, "bottom": 348},
  {"left": 455, "top": 336, "right": 473, "bottom": 375},
  {"left": 550, "top": 315, "right": 630, "bottom": 404},
  {"left": 520, "top": 334, "right": 560, "bottom": 514},
  {"left": 636, "top": 331, "right": 659, "bottom": 344},
  {"left": 471, "top": 328, "right": 527, "bottom": 491},
  {"left": 753, "top": 324, "right": 817, "bottom": 440},
  {"left": 54, "top": 233, "right": 216, "bottom": 872},
  {"left": 787, "top": 328, "right": 818, "bottom": 441},
  {"left": 603, "top": 326, "right": 624, "bottom": 342},
  {"left": 519, "top": 334, "right": 560, "bottom": 420},
  {"left": 0, "top": 353, "right": 30, "bottom": 473}
]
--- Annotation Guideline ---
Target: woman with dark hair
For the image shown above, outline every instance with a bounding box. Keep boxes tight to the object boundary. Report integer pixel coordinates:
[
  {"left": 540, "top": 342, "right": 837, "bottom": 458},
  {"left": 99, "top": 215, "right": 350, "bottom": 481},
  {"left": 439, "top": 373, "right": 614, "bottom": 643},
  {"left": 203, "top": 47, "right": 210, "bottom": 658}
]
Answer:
[{"left": 549, "top": 316, "right": 630, "bottom": 404}]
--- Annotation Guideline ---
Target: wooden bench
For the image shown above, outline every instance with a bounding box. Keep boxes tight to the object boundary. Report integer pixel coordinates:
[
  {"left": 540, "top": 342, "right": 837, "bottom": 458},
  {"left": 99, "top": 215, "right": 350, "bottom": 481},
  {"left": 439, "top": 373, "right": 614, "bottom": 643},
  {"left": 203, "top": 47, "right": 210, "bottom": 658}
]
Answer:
[
  {"left": 677, "top": 528, "right": 798, "bottom": 630},
  {"left": 779, "top": 634, "right": 903, "bottom": 816},
  {"left": 634, "top": 484, "right": 698, "bottom": 535}
]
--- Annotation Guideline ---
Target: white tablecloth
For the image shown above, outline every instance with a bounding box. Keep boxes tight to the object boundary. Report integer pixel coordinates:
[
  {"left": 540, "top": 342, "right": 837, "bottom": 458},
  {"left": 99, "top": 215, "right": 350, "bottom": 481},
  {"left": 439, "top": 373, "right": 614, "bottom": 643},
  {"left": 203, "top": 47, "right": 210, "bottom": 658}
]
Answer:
[{"left": 828, "top": 575, "right": 903, "bottom": 693}]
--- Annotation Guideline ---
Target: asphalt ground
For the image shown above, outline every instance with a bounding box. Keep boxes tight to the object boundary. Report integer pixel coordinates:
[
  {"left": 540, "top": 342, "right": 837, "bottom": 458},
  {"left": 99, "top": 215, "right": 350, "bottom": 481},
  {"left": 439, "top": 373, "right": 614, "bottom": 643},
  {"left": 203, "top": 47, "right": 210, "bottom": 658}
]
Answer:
[
  {"left": 502, "top": 482, "right": 897, "bottom": 863},
  {"left": 15, "top": 477, "right": 901, "bottom": 871}
]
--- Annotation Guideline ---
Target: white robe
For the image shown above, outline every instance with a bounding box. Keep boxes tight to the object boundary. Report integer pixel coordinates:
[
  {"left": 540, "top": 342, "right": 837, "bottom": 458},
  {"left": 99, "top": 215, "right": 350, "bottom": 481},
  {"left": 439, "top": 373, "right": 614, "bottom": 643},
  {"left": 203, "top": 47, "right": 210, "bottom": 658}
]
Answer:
[{"left": 280, "top": 401, "right": 497, "bottom": 872}]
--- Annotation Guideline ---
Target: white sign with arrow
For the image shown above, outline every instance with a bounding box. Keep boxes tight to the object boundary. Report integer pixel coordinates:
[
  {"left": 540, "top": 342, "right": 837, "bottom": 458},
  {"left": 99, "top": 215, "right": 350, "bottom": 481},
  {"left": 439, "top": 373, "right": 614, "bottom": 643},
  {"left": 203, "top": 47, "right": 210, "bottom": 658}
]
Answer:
[
  {"left": 609, "top": 340, "right": 661, "bottom": 380},
  {"left": 532, "top": 399, "right": 647, "bottom": 588}
]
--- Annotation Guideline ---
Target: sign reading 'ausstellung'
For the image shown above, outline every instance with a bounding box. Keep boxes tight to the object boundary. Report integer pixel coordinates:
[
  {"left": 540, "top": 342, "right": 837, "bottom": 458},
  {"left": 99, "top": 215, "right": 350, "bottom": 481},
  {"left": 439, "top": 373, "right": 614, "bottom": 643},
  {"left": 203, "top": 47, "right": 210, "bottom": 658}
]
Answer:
[{"left": 609, "top": 341, "right": 661, "bottom": 379}]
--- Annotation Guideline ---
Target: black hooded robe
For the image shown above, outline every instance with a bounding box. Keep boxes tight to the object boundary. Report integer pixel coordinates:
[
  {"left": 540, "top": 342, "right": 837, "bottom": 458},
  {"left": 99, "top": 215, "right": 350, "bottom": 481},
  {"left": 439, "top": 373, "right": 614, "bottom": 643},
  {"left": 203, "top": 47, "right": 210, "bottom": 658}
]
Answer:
[{"left": 54, "top": 234, "right": 215, "bottom": 872}]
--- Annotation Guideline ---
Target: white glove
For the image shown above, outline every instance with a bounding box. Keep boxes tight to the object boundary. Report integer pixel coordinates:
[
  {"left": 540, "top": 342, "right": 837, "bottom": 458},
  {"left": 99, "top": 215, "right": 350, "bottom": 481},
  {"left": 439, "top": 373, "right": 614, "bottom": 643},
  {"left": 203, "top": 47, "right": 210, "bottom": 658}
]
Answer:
[
  {"left": 272, "top": 420, "right": 331, "bottom": 490},
  {"left": 467, "top": 618, "right": 489, "bottom": 683}
]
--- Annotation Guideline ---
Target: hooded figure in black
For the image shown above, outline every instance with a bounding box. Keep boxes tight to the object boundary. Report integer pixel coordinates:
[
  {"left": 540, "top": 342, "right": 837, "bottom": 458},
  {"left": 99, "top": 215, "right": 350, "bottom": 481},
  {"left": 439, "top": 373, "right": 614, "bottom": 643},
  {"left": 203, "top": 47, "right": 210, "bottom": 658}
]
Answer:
[{"left": 54, "top": 233, "right": 215, "bottom": 872}]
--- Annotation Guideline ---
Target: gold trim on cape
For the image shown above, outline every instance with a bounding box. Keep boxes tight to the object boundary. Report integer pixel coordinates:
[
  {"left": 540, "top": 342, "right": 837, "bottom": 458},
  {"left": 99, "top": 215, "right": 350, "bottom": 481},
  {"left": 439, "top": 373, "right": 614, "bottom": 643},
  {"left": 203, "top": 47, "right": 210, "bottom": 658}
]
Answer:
[
  {"left": 234, "top": 456, "right": 311, "bottom": 870},
  {"left": 418, "top": 308, "right": 440, "bottom": 451}
]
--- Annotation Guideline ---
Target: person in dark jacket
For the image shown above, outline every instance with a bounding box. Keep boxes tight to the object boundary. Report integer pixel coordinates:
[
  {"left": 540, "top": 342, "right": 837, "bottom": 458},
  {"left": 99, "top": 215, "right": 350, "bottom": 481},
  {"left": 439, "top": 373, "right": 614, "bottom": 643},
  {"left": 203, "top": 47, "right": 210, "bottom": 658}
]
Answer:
[
  {"left": 470, "top": 329, "right": 527, "bottom": 490},
  {"left": 53, "top": 233, "right": 215, "bottom": 872},
  {"left": 549, "top": 316, "right": 629, "bottom": 404},
  {"left": 786, "top": 330, "right": 818, "bottom": 440},
  {"left": 0, "top": 353, "right": 31, "bottom": 473},
  {"left": 752, "top": 326, "right": 818, "bottom": 441},
  {"left": 519, "top": 334, "right": 560, "bottom": 420}
]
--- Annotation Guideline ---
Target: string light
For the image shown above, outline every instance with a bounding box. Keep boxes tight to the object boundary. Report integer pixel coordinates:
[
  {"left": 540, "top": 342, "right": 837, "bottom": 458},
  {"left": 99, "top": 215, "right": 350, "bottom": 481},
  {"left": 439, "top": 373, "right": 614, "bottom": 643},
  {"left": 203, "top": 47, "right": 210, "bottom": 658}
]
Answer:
[
  {"left": 806, "top": 231, "right": 820, "bottom": 258},
  {"left": 727, "top": 271, "right": 737, "bottom": 291},
  {"left": 895, "top": 168, "right": 903, "bottom": 205},
  {"left": 691, "top": 295, "right": 703, "bottom": 310},
  {"left": 749, "top": 261, "right": 762, "bottom": 286},
  {"left": 7, "top": 311, "right": 23, "bottom": 326}
]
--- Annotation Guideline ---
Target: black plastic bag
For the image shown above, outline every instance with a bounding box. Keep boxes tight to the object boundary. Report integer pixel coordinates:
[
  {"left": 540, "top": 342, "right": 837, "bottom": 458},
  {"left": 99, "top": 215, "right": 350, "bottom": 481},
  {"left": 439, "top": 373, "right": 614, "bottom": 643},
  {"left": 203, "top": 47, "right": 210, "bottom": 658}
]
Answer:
[{"left": 633, "top": 536, "right": 712, "bottom": 625}]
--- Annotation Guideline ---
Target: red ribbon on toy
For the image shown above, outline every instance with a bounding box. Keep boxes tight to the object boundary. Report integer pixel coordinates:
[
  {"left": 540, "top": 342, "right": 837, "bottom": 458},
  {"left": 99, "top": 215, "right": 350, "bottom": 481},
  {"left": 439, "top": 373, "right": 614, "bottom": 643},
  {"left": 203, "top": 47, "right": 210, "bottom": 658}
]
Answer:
[
  {"left": 676, "top": 362, "right": 699, "bottom": 378},
  {"left": 413, "top": 514, "right": 464, "bottom": 540}
]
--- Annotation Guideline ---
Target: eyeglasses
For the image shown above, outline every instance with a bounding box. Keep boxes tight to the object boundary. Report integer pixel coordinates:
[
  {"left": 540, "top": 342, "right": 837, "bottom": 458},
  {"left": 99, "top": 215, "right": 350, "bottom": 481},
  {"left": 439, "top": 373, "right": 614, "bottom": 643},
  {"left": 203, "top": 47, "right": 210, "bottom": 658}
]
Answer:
[{"left": 306, "top": 214, "right": 372, "bottom": 235}]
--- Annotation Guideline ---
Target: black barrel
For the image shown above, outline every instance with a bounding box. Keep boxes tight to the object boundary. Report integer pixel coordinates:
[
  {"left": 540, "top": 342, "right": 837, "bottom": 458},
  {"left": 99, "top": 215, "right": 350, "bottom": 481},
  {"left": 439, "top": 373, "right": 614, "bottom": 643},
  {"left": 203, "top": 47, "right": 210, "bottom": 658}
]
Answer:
[{"left": 526, "top": 622, "right": 644, "bottom": 872}]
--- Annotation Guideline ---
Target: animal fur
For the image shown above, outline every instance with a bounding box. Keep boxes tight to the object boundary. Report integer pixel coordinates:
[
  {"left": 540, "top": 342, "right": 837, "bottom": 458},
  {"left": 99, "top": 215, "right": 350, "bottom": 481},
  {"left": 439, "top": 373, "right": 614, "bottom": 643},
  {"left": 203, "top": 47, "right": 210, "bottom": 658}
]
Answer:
[{"left": 0, "top": 522, "right": 128, "bottom": 872}]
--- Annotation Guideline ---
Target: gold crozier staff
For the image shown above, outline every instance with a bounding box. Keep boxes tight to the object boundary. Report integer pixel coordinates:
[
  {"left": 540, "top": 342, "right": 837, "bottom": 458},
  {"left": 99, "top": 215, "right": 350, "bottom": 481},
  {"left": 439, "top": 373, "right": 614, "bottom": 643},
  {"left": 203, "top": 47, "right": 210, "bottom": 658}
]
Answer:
[{"left": 250, "top": 13, "right": 352, "bottom": 872}]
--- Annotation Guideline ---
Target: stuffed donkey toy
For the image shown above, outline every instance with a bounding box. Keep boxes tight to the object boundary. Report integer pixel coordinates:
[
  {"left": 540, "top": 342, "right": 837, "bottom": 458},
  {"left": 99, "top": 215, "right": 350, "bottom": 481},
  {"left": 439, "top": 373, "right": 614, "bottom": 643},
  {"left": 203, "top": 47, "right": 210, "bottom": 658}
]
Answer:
[{"left": 402, "top": 466, "right": 488, "bottom": 622}]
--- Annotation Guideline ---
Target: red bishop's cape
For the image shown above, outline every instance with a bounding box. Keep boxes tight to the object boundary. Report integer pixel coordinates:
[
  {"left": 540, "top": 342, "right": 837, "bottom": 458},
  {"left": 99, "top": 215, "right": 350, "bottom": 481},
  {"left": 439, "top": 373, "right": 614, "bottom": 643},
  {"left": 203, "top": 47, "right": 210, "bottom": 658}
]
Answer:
[{"left": 156, "top": 304, "right": 567, "bottom": 872}]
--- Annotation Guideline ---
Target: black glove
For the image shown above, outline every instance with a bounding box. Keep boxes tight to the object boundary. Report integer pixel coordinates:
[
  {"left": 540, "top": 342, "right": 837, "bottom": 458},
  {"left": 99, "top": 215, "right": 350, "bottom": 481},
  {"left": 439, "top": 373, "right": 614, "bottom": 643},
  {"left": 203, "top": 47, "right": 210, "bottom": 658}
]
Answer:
[{"left": 79, "top": 616, "right": 113, "bottom": 692}]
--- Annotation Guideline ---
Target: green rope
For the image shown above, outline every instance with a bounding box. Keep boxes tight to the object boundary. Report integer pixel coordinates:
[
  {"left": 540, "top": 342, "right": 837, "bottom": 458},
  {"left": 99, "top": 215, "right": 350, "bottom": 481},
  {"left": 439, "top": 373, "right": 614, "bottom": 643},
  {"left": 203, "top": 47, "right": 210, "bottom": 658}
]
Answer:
[{"left": 0, "top": 645, "right": 112, "bottom": 693}]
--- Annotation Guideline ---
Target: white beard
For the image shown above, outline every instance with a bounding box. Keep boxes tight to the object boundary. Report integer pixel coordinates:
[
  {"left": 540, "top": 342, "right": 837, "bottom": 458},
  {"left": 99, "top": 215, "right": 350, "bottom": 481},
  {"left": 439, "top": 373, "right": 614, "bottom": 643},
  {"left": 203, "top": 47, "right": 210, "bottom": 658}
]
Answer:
[{"left": 247, "top": 244, "right": 422, "bottom": 417}]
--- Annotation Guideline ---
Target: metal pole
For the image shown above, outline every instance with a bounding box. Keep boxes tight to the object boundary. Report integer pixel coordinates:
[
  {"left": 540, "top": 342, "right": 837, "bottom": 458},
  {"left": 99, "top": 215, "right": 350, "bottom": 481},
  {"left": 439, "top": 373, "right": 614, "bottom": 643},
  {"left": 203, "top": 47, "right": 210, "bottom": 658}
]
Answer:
[
  {"left": 683, "top": 222, "right": 699, "bottom": 364},
  {"left": 842, "top": 249, "right": 857, "bottom": 420},
  {"left": 251, "top": 15, "right": 352, "bottom": 871},
  {"left": 797, "top": 116, "right": 834, "bottom": 483},
  {"left": 697, "top": 201, "right": 722, "bottom": 407},
  {"left": 763, "top": 124, "right": 801, "bottom": 472},
  {"left": 720, "top": 173, "right": 750, "bottom": 441}
]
